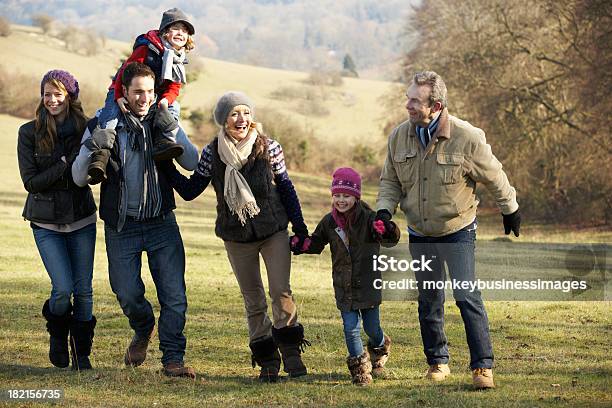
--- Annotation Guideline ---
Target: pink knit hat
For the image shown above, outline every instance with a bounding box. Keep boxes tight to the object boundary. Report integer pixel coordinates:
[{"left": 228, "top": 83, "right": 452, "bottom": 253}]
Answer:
[{"left": 331, "top": 167, "right": 361, "bottom": 199}]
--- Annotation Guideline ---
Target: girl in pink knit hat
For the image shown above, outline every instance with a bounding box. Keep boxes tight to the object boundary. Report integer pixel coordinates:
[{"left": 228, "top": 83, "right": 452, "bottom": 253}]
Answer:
[{"left": 291, "top": 167, "right": 400, "bottom": 386}]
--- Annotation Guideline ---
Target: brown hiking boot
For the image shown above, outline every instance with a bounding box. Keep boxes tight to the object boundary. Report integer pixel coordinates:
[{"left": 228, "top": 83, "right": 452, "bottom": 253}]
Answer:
[
  {"left": 347, "top": 351, "right": 373, "bottom": 386},
  {"left": 87, "top": 149, "right": 110, "bottom": 185},
  {"left": 367, "top": 334, "right": 391, "bottom": 377},
  {"left": 124, "top": 328, "right": 154, "bottom": 367},
  {"left": 426, "top": 363, "right": 451, "bottom": 381},
  {"left": 472, "top": 368, "right": 495, "bottom": 389},
  {"left": 163, "top": 362, "right": 196, "bottom": 379},
  {"left": 152, "top": 137, "right": 184, "bottom": 162}
]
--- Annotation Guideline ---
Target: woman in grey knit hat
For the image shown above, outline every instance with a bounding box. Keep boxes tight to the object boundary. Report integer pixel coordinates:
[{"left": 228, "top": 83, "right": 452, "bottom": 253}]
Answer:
[{"left": 161, "top": 91, "right": 312, "bottom": 383}]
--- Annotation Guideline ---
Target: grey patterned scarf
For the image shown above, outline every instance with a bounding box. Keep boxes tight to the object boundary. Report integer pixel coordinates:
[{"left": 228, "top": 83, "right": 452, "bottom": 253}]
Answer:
[
  {"left": 122, "top": 110, "right": 162, "bottom": 220},
  {"left": 161, "top": 39, "right": 187, "bottom": 84}
]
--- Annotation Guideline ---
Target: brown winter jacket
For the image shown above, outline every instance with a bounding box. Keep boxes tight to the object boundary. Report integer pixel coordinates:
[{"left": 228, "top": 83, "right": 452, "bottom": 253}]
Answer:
[
  {"left": 305, "top": 201, "right": 400, "bottom": 312},
  {"left": 377, "top": 109, "right": 518, "bottom": 237}
]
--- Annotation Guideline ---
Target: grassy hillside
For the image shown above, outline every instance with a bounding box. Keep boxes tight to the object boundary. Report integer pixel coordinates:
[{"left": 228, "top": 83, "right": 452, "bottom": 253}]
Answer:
[{"left": 2, "top": 24, "right": 398, "bottom": 146}]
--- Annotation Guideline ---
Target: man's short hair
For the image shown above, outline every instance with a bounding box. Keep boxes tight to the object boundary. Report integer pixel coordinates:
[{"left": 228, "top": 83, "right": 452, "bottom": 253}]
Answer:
[
  {"left": 412, "top": 71, "right": 448, "bottom": 108},
  {"left": 121, "top": 62, "right": 155, "bottom": 89}
]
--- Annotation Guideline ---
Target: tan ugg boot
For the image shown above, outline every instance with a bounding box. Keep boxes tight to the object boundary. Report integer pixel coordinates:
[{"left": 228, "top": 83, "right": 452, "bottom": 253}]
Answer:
[
  {"left": 367, "top": 334, "right": 391, "bottom": 377},
  {"left": 347, "top": 351, "right": 373, "bottom": 386},
  {"left": 472, "top": 368, "right": 495, "bottom": 389},
  {"left": 425, "top": 363, "right": 451, "bottom": 381}
]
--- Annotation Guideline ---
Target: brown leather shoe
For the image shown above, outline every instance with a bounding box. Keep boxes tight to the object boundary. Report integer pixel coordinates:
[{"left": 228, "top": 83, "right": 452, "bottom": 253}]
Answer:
[
  {"left": 163, "top": 362, "right": 196, "bottom": 379},
  {"left": 425, "top": 363, "right": 451, "bottom": 381},
  {"left": 472, "top": 368, "right": 495, "bottom": 389},
  {"left": 124, "top": 328, "right": 154, "bottom": 367}
]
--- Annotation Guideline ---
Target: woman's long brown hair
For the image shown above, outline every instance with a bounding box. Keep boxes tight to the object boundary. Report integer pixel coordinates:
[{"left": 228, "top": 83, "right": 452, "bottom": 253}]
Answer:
[{"left": 35, "top": 78, "right": 88, "bottom": 154}]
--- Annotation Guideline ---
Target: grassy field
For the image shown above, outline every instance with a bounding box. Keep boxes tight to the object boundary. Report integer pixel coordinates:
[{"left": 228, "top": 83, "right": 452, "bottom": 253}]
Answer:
[
  {"left": 0, "top": 105, "right": 611, "bottom": 408},
  {"left": 2, "top": 24, "right": 397, "bottom": 146}
]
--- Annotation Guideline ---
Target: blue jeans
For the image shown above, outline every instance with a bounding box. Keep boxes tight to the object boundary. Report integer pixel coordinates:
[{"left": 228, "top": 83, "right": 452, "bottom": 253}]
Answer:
[
  {"left": 32, "top": 223, "right": 96, "bottom": 321},
  {"left": 98, "top": 88, "right": 181, "bottom": 129},
  {"left": 409, "top": 227, "right": 493, "bottom": 369},
  {"left": 104, "top": 211, "right": 187, "bottom": 365},
  {"left": 340, "top": 307, "right": 385, "bottom": 357}
]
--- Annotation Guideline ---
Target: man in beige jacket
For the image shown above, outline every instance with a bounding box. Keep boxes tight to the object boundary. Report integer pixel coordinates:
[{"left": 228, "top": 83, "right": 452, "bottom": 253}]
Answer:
[{"left": 376, "top": 71, "right": 521, "bottom": 389}]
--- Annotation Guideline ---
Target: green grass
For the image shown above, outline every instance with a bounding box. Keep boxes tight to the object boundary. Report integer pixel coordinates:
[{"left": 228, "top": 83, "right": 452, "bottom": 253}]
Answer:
[{"left": 0, "top": 112, "right": 610, "bottom": 407}]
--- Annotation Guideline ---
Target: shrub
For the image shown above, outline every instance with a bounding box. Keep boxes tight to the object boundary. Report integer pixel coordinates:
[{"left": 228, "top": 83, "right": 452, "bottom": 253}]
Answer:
[
  {"left": 0, "top": 16, "right": 11, "bottom": 37},
  {"left": 32, "top": 14, "right": 53, "bottom": 34}
]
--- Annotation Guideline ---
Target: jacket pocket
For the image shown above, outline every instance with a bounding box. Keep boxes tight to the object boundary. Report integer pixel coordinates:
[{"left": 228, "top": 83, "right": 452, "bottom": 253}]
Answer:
[
  {"left": 393, "top": 149, "right": 418, "bottom": 185},
  {"left": 436, "top": 153, "right": 464, "bottom": 184},
  {"left": 30, "top": 192, "right": 56, "bottom": 220}
]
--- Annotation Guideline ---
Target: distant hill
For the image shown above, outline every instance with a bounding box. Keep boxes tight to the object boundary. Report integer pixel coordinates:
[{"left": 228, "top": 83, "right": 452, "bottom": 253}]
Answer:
[
  {"left": 1, "top": 24, "right": 403, "bottom": 148},
  {"left": 1, "top": 0, "right": 417, "bottom": 79}
]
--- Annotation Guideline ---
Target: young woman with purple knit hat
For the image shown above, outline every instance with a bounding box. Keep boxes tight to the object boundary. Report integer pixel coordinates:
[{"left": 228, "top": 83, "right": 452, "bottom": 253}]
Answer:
[{"left": 17, "top": 70, "right": 97, "bottom": 371}]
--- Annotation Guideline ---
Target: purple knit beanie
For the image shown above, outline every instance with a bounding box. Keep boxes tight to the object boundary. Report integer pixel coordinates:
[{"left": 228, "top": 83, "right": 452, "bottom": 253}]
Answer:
[
  {"left": 331, "top": 167, "right": 361, "bottom": 199},
  {"left": 40, "top": 70, "right": 80, "bottom": 99}
]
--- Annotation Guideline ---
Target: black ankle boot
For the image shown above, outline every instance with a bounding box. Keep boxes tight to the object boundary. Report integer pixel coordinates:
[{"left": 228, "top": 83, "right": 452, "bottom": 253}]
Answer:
[
  {"left": 42, "top": 300, "right": 71, "bottom": 368},
  {"left": 250, "top": 336, "right": 281, "bottom": 383},
  {"left": 69, "top": 316, "right": 96, "bottom": 370},
  {"left": 272, "top": 323, "right": 311, "bottom": 378}
]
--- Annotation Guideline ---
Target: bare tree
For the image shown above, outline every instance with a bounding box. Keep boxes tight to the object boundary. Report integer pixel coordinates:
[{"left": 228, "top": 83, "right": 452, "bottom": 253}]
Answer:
[
  {"left": 32, "top": 14, "right": 54, "bottom": 34},
  {"left": 397, "top": 0, "right": 612, "bottom": 225}
]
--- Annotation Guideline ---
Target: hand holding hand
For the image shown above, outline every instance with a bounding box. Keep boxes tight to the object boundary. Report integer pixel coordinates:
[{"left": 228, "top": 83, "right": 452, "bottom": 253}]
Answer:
[{"left": 290, "top": 234, "right": 311, "bottom": 255}]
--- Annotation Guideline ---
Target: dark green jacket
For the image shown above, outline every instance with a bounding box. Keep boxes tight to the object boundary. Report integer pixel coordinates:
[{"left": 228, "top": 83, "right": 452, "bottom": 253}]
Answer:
[{"left": 306, "top": 201, "right": 400, "bottom": 311}]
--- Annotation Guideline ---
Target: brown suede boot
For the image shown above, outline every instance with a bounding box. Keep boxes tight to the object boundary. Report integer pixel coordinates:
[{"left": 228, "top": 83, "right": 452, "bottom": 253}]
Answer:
[
  {"left": 87, "top": 149, "right": 110, "bottom": 185},
  {"left": 347, "top": 351, "right": 373, "bottom": 386},
  {"left": 162, "top": 361, "right": 196, "bottom": 379},
  {"left": 367, "top": 334, "right": 391, "bottom": 377},
  {"left": 272, "top": 323, "right": 310, "bottom": 378},
  {"left": 250, "top": 336, "right": 281, "bottom": 383},
  {"left": 124, "top": 327, "right": 154, "bottom": 367},
  {"left": 152, "top": 134, "right": 184, "bottom": 162}
]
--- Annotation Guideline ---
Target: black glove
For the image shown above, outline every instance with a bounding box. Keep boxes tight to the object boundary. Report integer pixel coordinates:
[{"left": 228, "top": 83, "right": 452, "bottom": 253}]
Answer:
[
  {"left": 375, "top": 209, "right": 394, "bottom": 232},
  {"left": 503, "top": 209, "right": 521, "bottom": 237},
  {"left": 154, "top": 104, "right": 179, "bottom": 133}
]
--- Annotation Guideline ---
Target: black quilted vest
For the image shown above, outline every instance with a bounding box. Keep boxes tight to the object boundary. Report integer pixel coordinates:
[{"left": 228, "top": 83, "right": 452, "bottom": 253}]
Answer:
[{"left": 210, "top": 136, "right": 288, "bottom": 242}]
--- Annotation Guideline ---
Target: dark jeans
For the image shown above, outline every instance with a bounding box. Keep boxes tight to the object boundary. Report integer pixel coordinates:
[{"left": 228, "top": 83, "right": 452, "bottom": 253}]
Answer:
[
  {"left": 340, "top": 307, "right": 385, "bottom": 358},
  {"left": 409, "top": 227, "right": 493, "bottom": 369},
  {"left": 105, "top": 211, "right": 187, "bottom": 365},
  {"left": 32, "top": 223, "right": 96, "bottom": 321}
]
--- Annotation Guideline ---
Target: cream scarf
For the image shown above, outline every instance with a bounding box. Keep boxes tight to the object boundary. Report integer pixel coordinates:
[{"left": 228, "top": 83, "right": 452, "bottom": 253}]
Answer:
[{"left": 217, "top": 125, "right": 261, "bottom": 225}]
